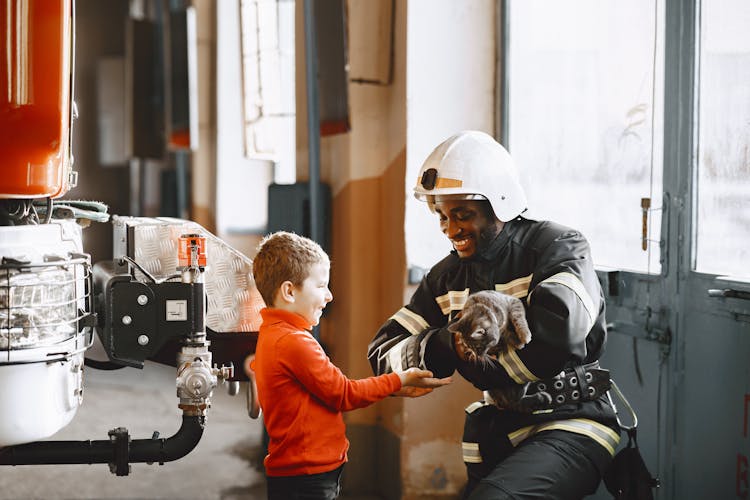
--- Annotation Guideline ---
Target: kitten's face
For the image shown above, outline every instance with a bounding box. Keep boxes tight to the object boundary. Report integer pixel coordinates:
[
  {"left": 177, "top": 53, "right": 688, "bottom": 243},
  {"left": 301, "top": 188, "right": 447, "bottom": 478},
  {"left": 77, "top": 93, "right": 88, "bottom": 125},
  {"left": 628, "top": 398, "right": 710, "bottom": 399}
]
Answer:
[{"left": 449, "top": 303, "right": 501, "bottom": 359}]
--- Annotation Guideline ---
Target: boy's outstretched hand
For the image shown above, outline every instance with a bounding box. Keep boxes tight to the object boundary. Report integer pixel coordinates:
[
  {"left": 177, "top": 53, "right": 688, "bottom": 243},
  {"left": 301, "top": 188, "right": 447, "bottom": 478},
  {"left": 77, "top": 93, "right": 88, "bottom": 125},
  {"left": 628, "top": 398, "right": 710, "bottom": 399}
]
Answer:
[{"left": 393, "top": 368, "right": 452, "bottom": 398}]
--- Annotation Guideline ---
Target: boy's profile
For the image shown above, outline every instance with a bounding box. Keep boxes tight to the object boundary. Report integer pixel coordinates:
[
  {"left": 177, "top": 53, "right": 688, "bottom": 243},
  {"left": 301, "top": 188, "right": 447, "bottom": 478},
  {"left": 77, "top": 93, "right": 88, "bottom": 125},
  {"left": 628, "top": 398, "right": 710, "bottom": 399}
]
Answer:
[{"left": 246, "top": 231, "right": 451, "bottom": 500}]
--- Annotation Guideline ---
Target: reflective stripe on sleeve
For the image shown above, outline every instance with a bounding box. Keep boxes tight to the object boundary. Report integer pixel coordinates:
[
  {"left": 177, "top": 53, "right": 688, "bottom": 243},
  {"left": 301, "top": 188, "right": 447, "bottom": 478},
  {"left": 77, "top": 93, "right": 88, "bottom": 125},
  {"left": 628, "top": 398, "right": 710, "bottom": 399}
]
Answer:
[
  {"left": 462, "top": 442, "right": 482, "bottom": 463},
  {"left": 495, "top": 274, "right": 533, "bottom": 299},
  {"left": 497, "top": 349, "right": 539, "bottom": 384},
  {"left": 390, "top": 307, "right": 429, "bottom": 336},
  {"left": 465, "top": 400, "right": 488, "bottom": 414},
  {"left": 508, "top": 418, "right": 621, "bottom": 456},
  {"left": 528, "top": 272, "right": 598, "bottom": 331},
  {"left": 435, "top": 288, "right": 470, "bottom": 316},
  {"left": 387, "top": 337, "right": 411, "bottom": 372}
]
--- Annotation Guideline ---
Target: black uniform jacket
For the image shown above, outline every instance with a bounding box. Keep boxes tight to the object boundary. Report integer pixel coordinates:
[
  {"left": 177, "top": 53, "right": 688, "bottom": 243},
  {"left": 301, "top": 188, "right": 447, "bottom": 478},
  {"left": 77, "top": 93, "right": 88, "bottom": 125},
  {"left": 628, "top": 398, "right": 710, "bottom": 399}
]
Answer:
[{"left": 368, "top": 217, "right": 620, "bottom": 454}]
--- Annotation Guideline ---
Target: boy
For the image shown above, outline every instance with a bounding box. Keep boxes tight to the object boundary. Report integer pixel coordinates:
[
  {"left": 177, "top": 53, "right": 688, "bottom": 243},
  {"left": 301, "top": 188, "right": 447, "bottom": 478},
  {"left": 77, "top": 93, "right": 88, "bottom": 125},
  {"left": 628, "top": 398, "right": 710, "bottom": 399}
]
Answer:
[{"left": 248, "top": 231, "right": 451, "bottom": 500}]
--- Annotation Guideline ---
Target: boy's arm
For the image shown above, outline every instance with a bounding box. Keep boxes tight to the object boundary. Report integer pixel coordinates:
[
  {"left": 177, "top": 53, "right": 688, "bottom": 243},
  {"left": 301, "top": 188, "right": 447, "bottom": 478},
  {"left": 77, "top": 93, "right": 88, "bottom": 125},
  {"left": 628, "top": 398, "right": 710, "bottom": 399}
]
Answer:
[{"left": 281, "top": 332, "right": 402, "bottom": 411}]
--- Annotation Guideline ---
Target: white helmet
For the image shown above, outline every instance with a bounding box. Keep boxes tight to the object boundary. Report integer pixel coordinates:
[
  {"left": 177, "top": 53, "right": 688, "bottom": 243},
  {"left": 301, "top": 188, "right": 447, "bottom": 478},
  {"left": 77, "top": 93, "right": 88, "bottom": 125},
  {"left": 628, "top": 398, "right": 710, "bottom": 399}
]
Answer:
[{"left": 413, "top": 130, "right": 528, "bottom": 222}]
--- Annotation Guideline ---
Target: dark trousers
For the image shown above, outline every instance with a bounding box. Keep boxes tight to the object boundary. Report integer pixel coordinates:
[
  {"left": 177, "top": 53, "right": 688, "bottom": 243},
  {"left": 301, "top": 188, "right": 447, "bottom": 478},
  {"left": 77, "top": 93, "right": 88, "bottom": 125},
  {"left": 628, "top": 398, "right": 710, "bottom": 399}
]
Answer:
[
  {"left": 463, "top": 405, "right": 612, "bottom": 500},
  {"left": 464, "top": 430, "right": 612, "bottom": 500},
  {"left": 266, "top": 464, "right": 344, "bottom": 500}
]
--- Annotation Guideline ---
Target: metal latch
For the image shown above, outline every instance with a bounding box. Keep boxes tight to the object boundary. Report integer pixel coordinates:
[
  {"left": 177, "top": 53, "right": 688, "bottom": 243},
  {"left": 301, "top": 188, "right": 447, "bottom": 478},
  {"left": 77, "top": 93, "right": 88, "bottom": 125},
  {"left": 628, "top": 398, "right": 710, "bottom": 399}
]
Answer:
[{"left": 708, "top": 288, "right": 750, "bottom": 301}]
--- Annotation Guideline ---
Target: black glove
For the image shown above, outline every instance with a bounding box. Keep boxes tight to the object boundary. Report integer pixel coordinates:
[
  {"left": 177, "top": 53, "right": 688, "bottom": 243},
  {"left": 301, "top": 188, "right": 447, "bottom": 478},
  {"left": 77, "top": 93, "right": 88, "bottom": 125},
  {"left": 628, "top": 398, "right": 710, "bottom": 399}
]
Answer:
[{"left": 422, "top": 328, "right": 459, "bottom": 379}]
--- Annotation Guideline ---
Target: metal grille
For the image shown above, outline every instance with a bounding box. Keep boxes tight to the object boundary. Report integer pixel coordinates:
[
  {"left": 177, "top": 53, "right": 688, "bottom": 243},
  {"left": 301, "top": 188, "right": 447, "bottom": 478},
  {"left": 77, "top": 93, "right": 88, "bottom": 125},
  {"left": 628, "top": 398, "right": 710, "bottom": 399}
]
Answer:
[{"left": 0, "top": 255, "right": 93, "bottom": 361}]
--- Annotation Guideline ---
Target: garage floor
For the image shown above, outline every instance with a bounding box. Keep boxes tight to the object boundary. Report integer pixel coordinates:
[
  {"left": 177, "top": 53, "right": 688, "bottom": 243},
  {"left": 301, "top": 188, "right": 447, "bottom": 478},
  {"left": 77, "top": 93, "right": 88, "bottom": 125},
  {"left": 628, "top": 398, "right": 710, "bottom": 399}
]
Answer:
[
  {"left": 0, "top": 359, "right": 380, "bottom": 500},
  {"left": 0, "top": 361, "right": 269, "bottom": 499}
]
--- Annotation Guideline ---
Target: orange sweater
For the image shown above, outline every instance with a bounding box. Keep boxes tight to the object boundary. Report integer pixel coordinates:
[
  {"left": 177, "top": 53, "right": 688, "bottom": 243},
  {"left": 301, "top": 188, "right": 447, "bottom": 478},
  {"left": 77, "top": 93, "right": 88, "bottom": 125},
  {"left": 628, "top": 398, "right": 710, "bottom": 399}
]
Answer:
[{"left": 252, "top": 308, "right": 402, "bottom": 477}]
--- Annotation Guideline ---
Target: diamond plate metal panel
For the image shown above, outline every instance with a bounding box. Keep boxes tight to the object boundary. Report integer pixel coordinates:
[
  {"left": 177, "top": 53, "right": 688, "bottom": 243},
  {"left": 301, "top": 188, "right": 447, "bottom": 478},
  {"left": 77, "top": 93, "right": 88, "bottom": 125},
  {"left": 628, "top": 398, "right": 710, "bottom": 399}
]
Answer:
[{"left": 112, "top": 216, "right": 264, "bottom": 332}]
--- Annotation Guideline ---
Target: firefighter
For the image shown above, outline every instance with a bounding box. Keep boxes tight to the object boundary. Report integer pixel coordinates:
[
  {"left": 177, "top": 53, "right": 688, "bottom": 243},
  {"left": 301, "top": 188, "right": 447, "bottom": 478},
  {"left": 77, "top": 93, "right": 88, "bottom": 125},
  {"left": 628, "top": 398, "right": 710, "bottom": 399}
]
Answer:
[{"left": 367, "top": 130, "right": 621, "bottom": 499}]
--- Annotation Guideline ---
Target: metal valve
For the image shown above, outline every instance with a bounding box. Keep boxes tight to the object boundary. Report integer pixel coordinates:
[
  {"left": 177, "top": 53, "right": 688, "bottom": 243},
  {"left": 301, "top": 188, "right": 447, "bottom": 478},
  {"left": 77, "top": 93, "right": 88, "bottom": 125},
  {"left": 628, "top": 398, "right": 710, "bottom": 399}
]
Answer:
[
  {"left": 214, "top": 362, "right": 234, "bottom": 382},
  {"left": 176, "top": 357, "right": 216, "bottom": 401},
  {"left": 212, "top": 362, "right": 239, "bottom": 395}
]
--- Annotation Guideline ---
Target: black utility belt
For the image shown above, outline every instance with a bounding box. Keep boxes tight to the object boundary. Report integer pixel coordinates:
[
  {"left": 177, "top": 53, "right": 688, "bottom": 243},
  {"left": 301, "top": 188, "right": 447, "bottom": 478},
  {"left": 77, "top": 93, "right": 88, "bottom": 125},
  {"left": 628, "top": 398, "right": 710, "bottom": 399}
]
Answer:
[{"left": 528, "top": 362, "right": 611, "bottom": 410}]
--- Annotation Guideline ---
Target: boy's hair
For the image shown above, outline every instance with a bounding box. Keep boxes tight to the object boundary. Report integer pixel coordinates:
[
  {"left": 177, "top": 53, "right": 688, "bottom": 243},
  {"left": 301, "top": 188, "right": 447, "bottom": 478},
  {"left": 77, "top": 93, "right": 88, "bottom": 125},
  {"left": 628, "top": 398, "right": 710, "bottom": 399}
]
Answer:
[{"left": 252, "top": 231, "right": 329, "bottom": 306}]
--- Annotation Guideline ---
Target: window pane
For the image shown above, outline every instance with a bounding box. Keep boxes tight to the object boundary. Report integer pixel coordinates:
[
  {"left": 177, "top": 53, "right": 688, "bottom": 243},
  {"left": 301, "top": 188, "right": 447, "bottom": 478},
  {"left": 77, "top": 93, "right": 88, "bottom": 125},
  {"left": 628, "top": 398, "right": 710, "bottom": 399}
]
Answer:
[
  {"left": 695, "top": 0, "right": 750, "bottom": 278},
  {"left": 239, "top": 0, "right": 296, "bottom": 184},
  {"left": 508, "top": 0, "right": 664, "bottom": 273}
]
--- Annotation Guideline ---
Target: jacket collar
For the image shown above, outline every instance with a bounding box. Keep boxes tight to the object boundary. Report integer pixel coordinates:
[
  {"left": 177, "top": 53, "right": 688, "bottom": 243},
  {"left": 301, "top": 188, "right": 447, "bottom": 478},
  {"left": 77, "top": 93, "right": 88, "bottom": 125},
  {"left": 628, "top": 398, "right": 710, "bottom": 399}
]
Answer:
[{"left": 260, "top": 307, "right": 313, "bottom": 331}]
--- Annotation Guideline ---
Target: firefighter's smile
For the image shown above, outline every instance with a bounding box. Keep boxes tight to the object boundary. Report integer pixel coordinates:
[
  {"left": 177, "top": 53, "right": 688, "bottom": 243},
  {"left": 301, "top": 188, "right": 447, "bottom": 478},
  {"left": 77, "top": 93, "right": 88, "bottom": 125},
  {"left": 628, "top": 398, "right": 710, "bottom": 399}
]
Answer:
[{"left": 452, "top": 237, "right": 472, "bottom": 253}]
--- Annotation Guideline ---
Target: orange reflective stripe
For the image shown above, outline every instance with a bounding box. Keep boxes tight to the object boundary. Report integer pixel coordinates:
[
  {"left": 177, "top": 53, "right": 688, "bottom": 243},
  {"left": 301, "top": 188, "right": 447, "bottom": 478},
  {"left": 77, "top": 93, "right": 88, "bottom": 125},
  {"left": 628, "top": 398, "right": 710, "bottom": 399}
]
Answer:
[
  {"left": 415, "top": 176, "right": 463, "bottom": 189},
  {"left": 435, "top": 177, "right": 463, "bottom": 188}
]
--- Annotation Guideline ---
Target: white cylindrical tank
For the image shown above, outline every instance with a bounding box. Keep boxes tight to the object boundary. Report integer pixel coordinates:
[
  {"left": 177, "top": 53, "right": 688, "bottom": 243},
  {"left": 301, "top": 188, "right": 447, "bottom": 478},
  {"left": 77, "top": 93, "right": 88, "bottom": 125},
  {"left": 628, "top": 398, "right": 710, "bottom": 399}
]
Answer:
[{"left": 0, "top": 221, "right": 90, "bottom": 446}]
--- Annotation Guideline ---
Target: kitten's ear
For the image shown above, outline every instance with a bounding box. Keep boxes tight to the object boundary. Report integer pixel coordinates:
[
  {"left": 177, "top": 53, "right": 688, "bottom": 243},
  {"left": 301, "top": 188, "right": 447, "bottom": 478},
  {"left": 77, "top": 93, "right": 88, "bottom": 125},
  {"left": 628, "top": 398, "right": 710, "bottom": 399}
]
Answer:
[
  {"left": 507, "top": 297, "right": 532, "bottom": 348},
  {"left": 450, "top": 310, "right": 463, "bottom": 323},
  {"left": 447, "top": 318, "right": 461, "bottom": 333}
]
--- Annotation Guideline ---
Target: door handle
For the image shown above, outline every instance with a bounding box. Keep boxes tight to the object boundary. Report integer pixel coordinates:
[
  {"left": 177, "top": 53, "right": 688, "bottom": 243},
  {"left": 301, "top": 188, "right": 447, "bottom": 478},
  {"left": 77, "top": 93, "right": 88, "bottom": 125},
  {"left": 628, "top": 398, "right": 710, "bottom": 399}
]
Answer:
[{"left": 707, "top": 288, "right": 750, "bottom": 300}]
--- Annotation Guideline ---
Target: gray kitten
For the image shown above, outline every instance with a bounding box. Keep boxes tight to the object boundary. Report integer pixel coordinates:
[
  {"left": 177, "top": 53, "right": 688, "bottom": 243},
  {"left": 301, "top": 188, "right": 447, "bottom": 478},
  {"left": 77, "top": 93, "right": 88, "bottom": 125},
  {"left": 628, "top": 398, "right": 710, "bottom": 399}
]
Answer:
[{"left": 448, "top": 290, "right": 551, "bottom": 412}]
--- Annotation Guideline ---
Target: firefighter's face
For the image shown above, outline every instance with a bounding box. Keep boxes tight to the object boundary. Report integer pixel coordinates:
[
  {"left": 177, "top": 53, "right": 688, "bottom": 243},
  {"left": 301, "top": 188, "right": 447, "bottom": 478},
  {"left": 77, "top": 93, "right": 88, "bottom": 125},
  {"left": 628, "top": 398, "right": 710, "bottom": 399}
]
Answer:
[{"left": 433, "top": 199, "right": 503, "bottom": 258}]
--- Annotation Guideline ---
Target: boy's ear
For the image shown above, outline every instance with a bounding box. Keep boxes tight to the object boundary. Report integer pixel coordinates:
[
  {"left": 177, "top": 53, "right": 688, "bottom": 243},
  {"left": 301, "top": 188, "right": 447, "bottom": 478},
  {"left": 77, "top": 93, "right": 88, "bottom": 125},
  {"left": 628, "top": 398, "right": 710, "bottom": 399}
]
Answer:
[{"left": 278, "top": 280, "right": 296, "bottom": 303}]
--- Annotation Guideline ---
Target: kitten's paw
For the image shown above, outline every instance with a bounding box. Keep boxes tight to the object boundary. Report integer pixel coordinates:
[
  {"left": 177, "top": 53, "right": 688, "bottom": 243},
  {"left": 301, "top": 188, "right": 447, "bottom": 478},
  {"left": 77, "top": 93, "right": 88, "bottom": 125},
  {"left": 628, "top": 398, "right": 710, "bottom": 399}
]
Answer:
[{"left": 512, "top": 339, "right": 530, "bottom": 350}]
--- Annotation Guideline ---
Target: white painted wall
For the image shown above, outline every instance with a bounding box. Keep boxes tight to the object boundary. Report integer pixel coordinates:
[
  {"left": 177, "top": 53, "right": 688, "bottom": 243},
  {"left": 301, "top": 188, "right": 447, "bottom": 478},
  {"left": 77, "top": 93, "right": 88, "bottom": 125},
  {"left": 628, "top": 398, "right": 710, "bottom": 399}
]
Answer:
[{"left": 405, "top": 0, "right": 496, "bottom": 269}]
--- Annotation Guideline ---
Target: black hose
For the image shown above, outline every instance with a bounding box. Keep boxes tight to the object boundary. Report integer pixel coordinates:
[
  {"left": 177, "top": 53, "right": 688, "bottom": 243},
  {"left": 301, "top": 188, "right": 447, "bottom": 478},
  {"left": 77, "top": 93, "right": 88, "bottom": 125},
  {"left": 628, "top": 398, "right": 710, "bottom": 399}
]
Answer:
[
  {"left": 129, "top": 415, "right": 204, "bottom": 463},
  {"left": 0, "top": 415, "right": 204, "bottom": 468}
]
